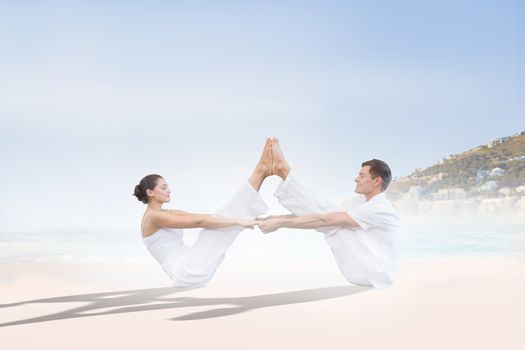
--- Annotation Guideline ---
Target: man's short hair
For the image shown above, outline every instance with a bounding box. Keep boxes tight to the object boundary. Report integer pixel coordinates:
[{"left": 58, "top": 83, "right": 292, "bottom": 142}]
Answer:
[{"left": 361, "top": 159, "right": 392, "bottom": 191}]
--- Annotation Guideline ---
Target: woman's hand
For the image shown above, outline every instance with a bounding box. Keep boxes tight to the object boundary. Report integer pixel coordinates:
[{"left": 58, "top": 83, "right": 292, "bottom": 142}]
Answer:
[{"left": 236, "top": 219, "right": 258, "bottom": 229}]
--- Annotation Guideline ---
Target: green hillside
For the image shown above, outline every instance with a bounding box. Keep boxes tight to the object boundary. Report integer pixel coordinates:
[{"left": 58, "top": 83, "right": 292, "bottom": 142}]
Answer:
[{"left": 387, "top": 132, "right": 525, "bottom": 200}]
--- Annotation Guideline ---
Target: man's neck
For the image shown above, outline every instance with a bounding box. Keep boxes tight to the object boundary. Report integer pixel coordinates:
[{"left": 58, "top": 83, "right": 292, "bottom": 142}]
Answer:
[{"left": 364, "top": 189, "right": 382, "bottom": 201}]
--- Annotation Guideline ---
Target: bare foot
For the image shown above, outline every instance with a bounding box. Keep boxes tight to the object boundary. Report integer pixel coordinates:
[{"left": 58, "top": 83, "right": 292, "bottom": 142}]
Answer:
[
  {"left": 271, "top": 137, "right": 291, "bottom": 179},
  {"left": 257, "top": 138, "right": 273, "bottom": 177},
  {"left": 248, "top": 138, "right": 273, "bottom": 191}
]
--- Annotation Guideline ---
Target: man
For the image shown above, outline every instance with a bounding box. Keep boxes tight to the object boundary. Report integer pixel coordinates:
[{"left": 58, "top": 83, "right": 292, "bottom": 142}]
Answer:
[{"left": 257, "top": 138, "right": 401, "bottom": 289}]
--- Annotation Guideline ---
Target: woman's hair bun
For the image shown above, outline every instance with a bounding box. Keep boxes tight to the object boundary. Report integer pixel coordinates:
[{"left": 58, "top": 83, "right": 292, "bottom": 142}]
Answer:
[
  {"left": 133, "top": 184, "right": 146, "bottom": 203},
  {"left": 132, "top": 174, "right": 163, "bottom": 204}
]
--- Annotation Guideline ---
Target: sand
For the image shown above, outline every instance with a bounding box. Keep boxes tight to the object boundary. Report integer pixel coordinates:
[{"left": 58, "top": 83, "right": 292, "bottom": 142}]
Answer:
[{"left": 1, "top": 256, "right": 524, "bottom": 350}]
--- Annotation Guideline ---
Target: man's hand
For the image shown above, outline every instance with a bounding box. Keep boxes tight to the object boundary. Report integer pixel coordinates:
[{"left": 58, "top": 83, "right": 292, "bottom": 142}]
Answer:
[{"left": 256, "top": 218, "right": 281, "bottom": 234}]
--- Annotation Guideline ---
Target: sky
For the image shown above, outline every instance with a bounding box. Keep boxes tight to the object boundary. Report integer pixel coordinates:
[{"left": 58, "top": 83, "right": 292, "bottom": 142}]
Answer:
[{"left": 0, "top": 0, "right": 523, "bottom": 231}]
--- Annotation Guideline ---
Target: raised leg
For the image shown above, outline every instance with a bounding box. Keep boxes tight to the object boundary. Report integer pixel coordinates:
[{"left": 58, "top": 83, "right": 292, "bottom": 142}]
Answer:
[
  {"left": 270, "top": 139, "right": 375, "bottom": 288},
  {"left": 167, "top": 140, "right": 273, "bottom": 287},
  {"left": 272, "top": 138, "right": 343, "bottom": 234}
]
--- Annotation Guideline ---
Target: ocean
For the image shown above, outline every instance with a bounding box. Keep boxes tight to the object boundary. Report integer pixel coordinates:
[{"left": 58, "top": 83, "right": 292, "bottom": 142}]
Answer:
[{"left": 1, "top": 214, "right": 524, "bottom": 263}]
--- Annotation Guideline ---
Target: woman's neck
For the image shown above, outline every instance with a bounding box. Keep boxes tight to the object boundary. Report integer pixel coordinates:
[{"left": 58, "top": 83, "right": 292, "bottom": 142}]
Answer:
[{"left": 147, "top": 201, "right": 162, "bottom": 211}]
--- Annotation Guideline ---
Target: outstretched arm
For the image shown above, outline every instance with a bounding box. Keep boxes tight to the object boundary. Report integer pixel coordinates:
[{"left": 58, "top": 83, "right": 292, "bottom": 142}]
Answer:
[
  {"left": 257, "top": 212, "right": 359, "bottom": 233},
  {"left": 150, "top": 210, "right": 256, "bottom": 230}
]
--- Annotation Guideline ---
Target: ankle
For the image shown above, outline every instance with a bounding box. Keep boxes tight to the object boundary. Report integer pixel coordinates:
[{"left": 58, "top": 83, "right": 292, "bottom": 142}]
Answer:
[
  {"left": 256, "top": 163, "right": 270, "bottom": 176},
  {"left": 248, "top": 173, "right": 264, "bottom": 191},
  {"left": 278, "top": 167, "right": 290, "bottom": 180}
]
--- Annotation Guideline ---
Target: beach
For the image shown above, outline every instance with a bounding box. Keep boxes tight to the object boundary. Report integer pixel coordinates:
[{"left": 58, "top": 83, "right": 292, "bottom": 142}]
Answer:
[
  {"left": 2, "top": 1, "right": 523, "bottom": 348},
  {"left": 2, "top": 256, "right": 524, "bottom": 350}
]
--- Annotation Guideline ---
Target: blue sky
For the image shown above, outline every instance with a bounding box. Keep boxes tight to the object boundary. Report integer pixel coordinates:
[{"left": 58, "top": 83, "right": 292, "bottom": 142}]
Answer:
[{"left": 0, "top": 1, "right": 523, "bottom": 231}]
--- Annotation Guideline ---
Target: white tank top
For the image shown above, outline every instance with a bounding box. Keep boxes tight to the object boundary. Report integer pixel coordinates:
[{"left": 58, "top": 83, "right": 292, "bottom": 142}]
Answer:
[{"left": 141, "top": 212, "right": 187, "bottom": 268}]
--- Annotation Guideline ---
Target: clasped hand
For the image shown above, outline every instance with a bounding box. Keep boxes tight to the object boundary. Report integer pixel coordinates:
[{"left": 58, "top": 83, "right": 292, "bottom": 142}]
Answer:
[{"left": 237, "top": 216, "right": 282, "bottom": 234}]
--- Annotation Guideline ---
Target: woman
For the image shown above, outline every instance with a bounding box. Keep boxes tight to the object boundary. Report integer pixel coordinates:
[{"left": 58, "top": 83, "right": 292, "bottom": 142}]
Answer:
[{"left": 133, "top": 139, "right": 273, "bottom": 288}]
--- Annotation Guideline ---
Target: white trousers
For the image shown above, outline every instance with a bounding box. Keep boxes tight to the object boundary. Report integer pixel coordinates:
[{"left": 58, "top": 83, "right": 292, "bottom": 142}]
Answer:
[
  {"left": 168, "top": 182, "right": 269, "bottom": 288},
  {"left": 274, "top": 171, "right": 374, "bottom": 287}
]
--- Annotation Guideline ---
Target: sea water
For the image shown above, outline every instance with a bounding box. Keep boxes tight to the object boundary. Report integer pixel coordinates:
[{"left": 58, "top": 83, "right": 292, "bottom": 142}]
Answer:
[
  {"left": 1, "top": 214, "right": 524, "bottom": 263},
  {"left": 401, "top": 214, "right": 525, "bottom": 259}
]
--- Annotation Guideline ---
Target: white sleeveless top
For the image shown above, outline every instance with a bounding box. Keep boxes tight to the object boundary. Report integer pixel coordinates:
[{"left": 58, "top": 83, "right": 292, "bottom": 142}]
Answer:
[{"left": 141, "top": 213, "right": 187, "bottom": 272}]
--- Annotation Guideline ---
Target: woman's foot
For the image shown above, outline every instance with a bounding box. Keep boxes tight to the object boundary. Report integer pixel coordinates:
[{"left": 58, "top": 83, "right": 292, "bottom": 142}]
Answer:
[
  {"left": 271, "top": 138, "right": 291, "bottom": 180},
  {"left": 258, "top": 138, "right": 273, "bottom": 177},
  {"left": 248, "top": 138, "right": 273, "bottom": 191}
]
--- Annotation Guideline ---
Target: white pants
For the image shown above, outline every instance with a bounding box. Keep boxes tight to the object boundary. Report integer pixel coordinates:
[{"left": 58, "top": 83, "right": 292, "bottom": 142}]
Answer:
[
  {"left": 274, "top": 171, "right": 374, "bottom": 287},
  {"left": 168, "top": 182, "right": 269, "bottom": 288}
]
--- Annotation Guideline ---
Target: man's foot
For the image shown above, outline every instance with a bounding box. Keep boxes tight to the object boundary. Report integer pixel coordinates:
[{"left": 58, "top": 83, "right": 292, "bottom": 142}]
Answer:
[{"left": 271, "top": 137, "right": 291, "bottom": 179}]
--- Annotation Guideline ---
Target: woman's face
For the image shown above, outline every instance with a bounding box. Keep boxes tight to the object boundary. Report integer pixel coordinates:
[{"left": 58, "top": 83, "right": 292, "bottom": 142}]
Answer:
[{"left": 147, "top": 178, "right": 171, "bottom": 203}]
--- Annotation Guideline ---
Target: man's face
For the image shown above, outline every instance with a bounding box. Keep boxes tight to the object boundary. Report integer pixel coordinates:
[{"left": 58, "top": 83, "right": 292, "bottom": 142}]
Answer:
[{"left": 354, "top": 166, "right": 379, "bottom": 194}]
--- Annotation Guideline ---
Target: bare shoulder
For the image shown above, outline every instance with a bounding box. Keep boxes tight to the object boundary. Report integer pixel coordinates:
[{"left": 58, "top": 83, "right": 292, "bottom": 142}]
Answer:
[
  {"left": 149, "top": 209, "right": 174, "bottom": 219},
  {"left": 148, "top": 209, "right": 195, "bottom": 228},
  {"left": 166, "top": 209, "right": 190, "bottom": 215},
  {"left": 142, "top": 209, "right": 166, "bottom": 237}
]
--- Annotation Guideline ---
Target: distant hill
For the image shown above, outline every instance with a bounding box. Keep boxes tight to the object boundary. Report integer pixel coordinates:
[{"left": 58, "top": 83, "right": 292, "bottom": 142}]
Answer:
[{"left": 387, "top": 131, "right": 525, "bottom": 201}]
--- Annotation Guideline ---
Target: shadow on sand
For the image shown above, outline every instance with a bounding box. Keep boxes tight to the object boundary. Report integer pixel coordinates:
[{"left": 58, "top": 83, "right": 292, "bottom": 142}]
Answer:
[{"left": 0, "top": 285, "right": 370, "bottom": 327}]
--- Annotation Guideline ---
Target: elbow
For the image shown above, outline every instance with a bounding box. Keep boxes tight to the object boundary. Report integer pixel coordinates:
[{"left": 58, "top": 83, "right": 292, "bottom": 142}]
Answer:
[
  {"left": 323, "top": 213, "right": 356, "bottom": 229},
  {"left": 195, "top": 217, "right": 205, "bottom": 227}
]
